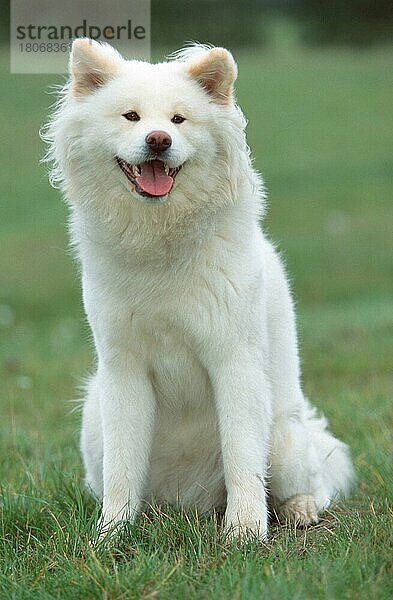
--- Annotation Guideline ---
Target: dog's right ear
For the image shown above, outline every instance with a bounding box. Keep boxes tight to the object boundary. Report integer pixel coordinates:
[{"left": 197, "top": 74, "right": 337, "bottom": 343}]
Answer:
[{"left": 70, "top": 38, "right": 122, "bottom": 98}]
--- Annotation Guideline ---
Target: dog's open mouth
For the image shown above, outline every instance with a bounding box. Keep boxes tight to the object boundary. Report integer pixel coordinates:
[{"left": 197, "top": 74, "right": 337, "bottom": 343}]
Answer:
[{"left": 116, "top": 158, "right": 182, "bottom": 198}]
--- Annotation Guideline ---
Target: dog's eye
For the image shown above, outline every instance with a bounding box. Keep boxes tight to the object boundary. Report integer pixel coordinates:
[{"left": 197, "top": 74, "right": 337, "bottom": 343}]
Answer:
[
  {"left": 171, "top": 115, "right": 185, "bottom": 124},
  {"left": 123, "top": 111, "right": 140, "bottom": 122}
]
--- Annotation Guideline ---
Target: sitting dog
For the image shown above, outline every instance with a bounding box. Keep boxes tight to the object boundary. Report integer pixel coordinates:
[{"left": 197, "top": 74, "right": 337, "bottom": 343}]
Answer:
[{"left": 44, "top": 39, "right": 353, "bottom": 539}]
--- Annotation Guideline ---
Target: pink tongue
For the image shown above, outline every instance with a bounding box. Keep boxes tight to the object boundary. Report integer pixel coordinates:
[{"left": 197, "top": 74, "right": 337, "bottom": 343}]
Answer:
[{"left": 136, "top": 160, "right": 173, "bottom": 197}]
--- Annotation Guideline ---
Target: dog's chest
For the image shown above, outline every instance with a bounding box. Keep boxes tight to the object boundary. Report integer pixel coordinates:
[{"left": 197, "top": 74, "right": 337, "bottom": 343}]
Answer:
[{"left": 140, "top": 315, "right": 213, "bottom": 411}]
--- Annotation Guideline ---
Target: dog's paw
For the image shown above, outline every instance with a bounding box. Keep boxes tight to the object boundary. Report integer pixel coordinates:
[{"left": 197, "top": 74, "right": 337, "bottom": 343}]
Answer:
[
  {"left": 93, "top": 509, "right": 130, "bottom": 546},
  {"left": 224, "top": 520, "right": 268, "bottom": 544},
  {"left": 275, "top": 494, "right": 319, "bottom": 527},
  {"left": 224, "top": 505, "right": 268, "bottom": 543}
]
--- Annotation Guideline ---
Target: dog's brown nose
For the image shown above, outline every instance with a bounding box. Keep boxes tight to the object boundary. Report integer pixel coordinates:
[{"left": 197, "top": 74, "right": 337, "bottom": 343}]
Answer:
[{"left": 145, "top": 130, "right": 172, "bottom": 153}]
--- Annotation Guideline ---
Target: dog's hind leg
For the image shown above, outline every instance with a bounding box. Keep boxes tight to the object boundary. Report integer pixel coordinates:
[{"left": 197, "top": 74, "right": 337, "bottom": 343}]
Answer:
[{"left": 263, "top": 245, "right": 354, "bottom": 523}]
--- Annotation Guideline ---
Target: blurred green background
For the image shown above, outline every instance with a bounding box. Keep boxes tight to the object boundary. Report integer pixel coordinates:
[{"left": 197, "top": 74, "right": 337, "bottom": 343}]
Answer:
[{"left": 0, "top": 2, "right": 392, "bottom": 598}]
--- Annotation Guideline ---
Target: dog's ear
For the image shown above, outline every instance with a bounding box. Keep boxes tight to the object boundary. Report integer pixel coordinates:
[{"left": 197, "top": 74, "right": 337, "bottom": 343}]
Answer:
[
  {"left": 187, "top": 47, "right": 237, "bottom": 105},
  {"left": 70, "top": 38, "right": 122, "bottom": 98}
]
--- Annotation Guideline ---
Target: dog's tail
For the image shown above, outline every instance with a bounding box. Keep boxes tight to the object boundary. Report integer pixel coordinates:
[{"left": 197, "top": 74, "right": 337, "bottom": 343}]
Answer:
[{"left": 304, "top": 399, "right": 355, "bottom": 508}]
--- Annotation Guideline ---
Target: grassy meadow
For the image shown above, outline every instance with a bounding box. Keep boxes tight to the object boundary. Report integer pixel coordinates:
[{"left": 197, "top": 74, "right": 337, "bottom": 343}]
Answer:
[{"left": 1, "top": 38, "right": 393, "bottom": 598}]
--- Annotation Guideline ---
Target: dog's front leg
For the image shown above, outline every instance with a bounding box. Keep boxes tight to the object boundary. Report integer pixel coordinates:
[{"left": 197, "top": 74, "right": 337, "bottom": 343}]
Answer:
[
  {"left": 98, "top": 358, "right": 155, "bottom": 534},
  {"left": 211, "top": 352, "right": 271, "bottom": 540}
]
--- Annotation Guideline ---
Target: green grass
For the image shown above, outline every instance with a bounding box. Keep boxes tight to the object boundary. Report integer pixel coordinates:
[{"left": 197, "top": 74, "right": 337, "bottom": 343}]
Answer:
[{"left": 1, "top": 37, "right": 393, "bottom": 598}]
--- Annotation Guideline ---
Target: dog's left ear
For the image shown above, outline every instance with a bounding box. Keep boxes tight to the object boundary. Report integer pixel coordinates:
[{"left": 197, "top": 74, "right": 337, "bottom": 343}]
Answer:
[{"left": 187, "top": 47, "right": 237, "bottom": 105}]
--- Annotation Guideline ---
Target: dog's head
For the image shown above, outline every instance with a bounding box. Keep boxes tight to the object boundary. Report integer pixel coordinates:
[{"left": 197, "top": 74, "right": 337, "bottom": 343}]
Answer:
[{"left": 45, "top": 40, "right": 253, "bottom": 212}]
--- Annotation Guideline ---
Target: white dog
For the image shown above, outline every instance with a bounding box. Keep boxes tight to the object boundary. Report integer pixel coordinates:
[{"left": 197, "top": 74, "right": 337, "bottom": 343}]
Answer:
[{"left": 44, "top": 39, "right": 353, "bottom": 540}]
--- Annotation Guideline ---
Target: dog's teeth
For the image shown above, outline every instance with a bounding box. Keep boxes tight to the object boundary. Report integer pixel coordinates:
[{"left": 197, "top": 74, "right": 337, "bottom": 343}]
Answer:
[
  {"left": 132, "top": 165, "right": 140, "bottom": 177},
  {"left": 164, "top": 164, "right": 170, "bottom": 175}
]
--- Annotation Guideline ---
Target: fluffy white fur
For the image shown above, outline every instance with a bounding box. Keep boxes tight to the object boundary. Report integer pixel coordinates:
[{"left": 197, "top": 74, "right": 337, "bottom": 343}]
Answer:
[{"left": 43, "top": 39, "right": 354, "bottom": 540}]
